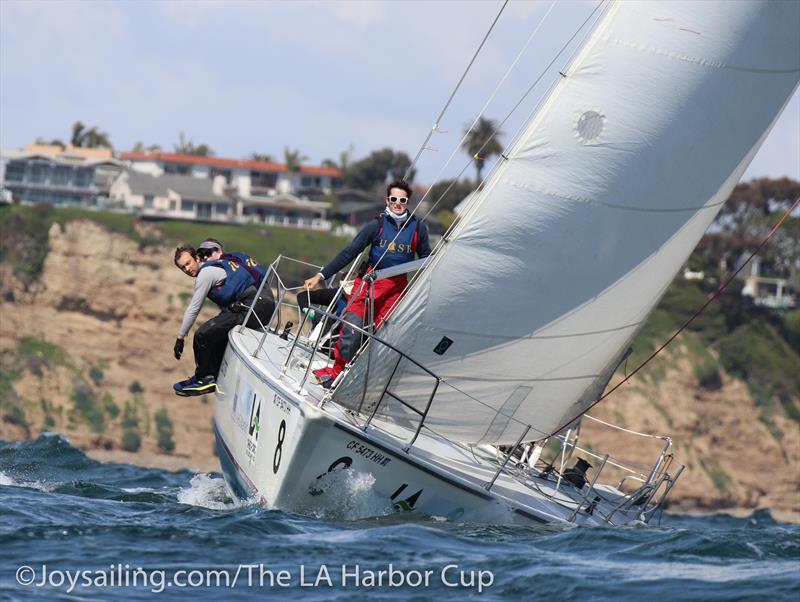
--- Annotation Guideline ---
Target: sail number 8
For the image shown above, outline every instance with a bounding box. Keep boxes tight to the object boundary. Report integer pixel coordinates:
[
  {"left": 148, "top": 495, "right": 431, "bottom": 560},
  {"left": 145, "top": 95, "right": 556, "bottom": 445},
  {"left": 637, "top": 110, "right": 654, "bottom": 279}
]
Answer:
[{"left": 273, "top": 419, "right": 286, "bottom": 474}]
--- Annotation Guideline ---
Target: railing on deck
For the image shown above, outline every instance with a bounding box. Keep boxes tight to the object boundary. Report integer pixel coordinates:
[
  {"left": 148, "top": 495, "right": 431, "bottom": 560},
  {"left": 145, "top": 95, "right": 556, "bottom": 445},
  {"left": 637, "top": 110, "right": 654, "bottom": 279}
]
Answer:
[{"left": 236, "top": 256, "right": 685, "bottom": 524}]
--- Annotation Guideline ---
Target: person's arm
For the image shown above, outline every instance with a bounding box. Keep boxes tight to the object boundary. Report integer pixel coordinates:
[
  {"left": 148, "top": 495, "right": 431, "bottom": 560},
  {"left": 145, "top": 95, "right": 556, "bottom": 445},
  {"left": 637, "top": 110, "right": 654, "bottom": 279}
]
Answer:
[
  {"left": 178, "top": 267, "right": 224, "bottom": 338},
  {"left": 416, "top": 221, "right": 432, "bottom": 259},
  {"left": 304, "top": 221, "right": 379, "bottom": 288}
]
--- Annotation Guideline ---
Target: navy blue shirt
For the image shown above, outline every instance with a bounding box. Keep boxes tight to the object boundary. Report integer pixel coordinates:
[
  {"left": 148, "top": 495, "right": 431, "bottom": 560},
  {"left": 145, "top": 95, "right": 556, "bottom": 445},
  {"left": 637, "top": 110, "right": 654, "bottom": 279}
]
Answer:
[{"left": 320, "top": 214, "right": 431, "bottom": 280}]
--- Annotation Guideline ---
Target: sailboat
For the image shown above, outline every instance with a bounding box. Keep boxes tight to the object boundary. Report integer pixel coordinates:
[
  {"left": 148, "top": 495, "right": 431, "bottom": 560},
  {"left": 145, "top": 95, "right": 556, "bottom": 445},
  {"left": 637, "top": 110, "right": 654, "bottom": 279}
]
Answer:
[{"left": 212, "top": 1, "right": 800, "bottom": 525}]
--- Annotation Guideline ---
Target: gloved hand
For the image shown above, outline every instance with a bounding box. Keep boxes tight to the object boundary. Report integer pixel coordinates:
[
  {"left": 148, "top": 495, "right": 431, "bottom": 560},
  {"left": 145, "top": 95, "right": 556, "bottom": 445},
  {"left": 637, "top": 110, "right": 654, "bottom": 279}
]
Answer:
[{"left": 173, "top": 338, "right": 184, "bottom": 360}]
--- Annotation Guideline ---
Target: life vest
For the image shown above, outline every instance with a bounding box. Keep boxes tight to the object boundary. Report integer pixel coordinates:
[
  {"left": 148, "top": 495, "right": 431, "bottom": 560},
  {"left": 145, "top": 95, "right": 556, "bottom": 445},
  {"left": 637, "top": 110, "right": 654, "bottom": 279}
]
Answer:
[
  {"left": 199, "top": 252, "right": 265, "bottom": 308},
  {"left": 368, "top": 214, "right": 419, "bottom": 271}
]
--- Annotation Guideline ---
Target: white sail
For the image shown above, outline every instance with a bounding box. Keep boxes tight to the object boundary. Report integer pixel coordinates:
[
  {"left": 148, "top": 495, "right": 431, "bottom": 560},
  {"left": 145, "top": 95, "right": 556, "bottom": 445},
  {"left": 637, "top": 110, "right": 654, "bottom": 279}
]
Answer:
[{"left": 333, "top": 0, "right": 800, "bottom": 444}]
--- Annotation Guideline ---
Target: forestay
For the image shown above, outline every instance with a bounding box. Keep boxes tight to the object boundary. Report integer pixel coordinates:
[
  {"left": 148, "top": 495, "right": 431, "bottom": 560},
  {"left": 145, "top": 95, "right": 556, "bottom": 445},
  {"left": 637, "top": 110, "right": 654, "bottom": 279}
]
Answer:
[{"left": 332, "top": 1, "right": 800, "bottom": 444}]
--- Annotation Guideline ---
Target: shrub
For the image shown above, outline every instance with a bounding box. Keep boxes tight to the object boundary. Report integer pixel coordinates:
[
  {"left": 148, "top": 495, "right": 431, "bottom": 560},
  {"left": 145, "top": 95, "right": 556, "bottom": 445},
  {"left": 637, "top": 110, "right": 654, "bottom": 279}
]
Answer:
[
  {"left": 102, "top": 393, "right": 119, "bottom": 419},
  {"left": 89, "top": 365, "right": 104, "bottom": 386},
  {"left": 71, "top": 380, "right": 104, "bottom": 433},
  {"left": 694, "top": 357, "right": 722, "bottom": 390},
  {"left": 154, "top": 408, "right": 175, "bottom": 453},
  {"left": 121, "top": 429, "right": 141, "bottom": 453},
  {"left": 129, "top": 380, "right": 144, "bottom": 394},
  {"left": 121, "top": 401, "right": 141, "bottom": 452}
]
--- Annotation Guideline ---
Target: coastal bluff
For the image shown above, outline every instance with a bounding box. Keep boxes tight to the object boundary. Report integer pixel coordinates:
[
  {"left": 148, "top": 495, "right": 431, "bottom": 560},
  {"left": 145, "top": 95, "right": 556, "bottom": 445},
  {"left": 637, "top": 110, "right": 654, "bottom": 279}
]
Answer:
[{"left": 0, "top": 218, "right": 797, "bottom": 520}]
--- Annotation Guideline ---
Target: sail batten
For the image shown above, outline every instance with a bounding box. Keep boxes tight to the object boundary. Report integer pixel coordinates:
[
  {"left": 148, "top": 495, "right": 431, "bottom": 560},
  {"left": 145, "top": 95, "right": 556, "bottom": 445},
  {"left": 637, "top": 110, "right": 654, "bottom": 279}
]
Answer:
[{"left": 332, "top": 1, "right": 800, "bottom": 445}]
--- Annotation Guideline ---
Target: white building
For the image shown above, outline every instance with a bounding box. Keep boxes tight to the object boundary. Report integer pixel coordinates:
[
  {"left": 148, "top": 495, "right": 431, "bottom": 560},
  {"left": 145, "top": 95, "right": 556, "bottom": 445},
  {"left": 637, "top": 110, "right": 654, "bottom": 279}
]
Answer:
[
  {"left": 119, "top": 151, "right": 342, "bottom": 198},
  {"left": 0, "top": 144, "right": 123, "bottom": 206}
]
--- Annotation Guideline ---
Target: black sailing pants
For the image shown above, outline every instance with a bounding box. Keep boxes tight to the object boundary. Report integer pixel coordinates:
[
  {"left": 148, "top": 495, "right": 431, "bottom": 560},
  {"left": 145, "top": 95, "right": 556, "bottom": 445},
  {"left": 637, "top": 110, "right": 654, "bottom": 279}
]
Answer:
[{"left": 193, "top": 291, "right": 275, "bottom": 379}]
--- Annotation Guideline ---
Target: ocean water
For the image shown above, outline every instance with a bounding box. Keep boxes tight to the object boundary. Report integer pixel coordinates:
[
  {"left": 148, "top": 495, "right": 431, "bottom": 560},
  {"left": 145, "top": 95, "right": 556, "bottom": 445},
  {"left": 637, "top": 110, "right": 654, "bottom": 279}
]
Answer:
[{"left": 1, "top": 435, "right": 798, "bottom": 601}]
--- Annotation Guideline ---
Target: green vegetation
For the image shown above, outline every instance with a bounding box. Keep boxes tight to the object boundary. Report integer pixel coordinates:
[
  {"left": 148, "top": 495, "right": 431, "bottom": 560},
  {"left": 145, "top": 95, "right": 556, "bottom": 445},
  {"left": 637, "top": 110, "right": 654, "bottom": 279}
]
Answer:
[
  {"left": 154, "top": 408, "right": 176, "bottom": 453},
  {"left": 89, "top": 364, "right": 104, "bottom": 386},
  {"left": 102, "top": 392, "right": 120, "bottom": 420},
  {"left": 129, "top": 380, "right": 144, "bottom": 394},
  {"left": 156, "top": 219, "right": 345, "bottom": 285},
  {"left": 17, "top": 336, "right": 71, "bottom": 376},
  {"left": 121, "top": 402, "right": 141, "bottom": 452},
  {"left": 700, "top": 460, "right": 732, "bottom": 495},
  {"left": 70, "top": 379, "right": 104, "bottom": 433}
]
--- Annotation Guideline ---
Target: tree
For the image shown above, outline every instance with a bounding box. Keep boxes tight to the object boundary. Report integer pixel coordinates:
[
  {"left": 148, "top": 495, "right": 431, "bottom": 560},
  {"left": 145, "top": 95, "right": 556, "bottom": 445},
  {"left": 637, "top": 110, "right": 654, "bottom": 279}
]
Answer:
[
  {"left": 426, "top": 178, "right": 476, "bottom": 213},
  {"left": 284, "top": 147, "right": 308, "bottom": 173},
  {"left": 345, "top": 148, "right": 416, "bottom": 192},
  {"left": 69, "top": 121, "right": 112, "bottom": 149},
  {"left": 321, "top": 158, "right": 338, "bottom": 168},
  {"left": 462, "top": 117, "right": 503, "bottom": 186},
  {"left": 250, "top": 152, "right": 273, "bottom": 162},
  {"left": 71, "top": 121, "right": 86, "bottom": 147},
  {"left": 173, "top": 131, "right": 214, "bottom": 156}
]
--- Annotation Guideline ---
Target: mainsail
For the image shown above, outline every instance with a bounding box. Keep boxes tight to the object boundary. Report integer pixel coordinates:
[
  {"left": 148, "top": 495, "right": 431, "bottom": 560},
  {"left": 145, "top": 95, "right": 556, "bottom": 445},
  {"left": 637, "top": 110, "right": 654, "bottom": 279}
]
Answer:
[{"left": 333, "top": 1, "right": 800, "bottom": 444}]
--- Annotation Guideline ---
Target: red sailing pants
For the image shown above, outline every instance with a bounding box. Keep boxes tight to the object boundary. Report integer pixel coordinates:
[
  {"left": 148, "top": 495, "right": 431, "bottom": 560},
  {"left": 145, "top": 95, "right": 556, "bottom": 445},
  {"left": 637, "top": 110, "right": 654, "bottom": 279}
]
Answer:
[{"left": 328, "top": 273, "right": 408, "bottom": 378}]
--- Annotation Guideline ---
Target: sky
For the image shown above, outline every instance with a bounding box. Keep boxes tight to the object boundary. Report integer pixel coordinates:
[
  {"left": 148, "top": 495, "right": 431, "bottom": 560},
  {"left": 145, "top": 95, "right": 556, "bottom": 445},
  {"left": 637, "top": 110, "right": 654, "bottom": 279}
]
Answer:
[{"left": 1, "top": 0, "right": 798, "bottom": 187}]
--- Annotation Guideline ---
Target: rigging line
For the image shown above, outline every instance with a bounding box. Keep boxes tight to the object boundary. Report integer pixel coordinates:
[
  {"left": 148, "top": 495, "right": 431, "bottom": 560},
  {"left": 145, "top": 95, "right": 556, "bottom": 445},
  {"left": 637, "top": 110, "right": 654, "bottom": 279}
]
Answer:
[
  {"left": 366, "top": 0, "right": 553, "bottom": 287},
  {"left": 385, "top": 0, "right": 606, "bottom": 303},
  {"left": 398, "top": 0, "right": 607, "bottom": 301},
  {"left": 412, "top": 0, "right": 558, "bottom": 212},
  {"left": 549, "top": 195, "right": 800, "bottom": 439},
  {"left": 418, "top": 0, "right": 607, "bottom": 230},
  {"left": 403, "top": 0, "right": 510, "bottom": 182}
]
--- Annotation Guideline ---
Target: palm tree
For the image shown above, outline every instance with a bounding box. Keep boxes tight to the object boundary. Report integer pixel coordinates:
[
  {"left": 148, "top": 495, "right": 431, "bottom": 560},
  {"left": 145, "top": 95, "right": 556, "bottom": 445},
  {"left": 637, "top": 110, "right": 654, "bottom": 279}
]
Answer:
[
  {"left": 69, "top": 121, "right": 112, "bottom": 148},
  {"left": 461, "top": 117, "right": 503, "bottom": 186},
  {"left": 70, "top": 121, "right": 86, "bottom": 147},
  {"left": 83, "top": 126, "right": 112, "bottom": 149},
  {"left": 284, "top": 147, "right": 308, "bottom": 173}
]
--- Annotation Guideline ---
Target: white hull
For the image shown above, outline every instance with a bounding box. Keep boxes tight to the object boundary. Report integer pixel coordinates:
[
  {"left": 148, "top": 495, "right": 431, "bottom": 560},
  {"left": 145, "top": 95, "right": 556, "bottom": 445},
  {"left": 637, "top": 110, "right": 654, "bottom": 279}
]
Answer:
[{"left": 212, "top": 327, "right": 657, "bottom": 526}]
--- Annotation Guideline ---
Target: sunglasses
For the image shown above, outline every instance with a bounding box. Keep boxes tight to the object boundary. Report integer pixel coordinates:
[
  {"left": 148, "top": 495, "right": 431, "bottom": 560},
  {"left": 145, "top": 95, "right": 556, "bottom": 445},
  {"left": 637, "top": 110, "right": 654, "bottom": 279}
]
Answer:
[{"left": 388, "top": 196, "right": 409, "bottom": 205}]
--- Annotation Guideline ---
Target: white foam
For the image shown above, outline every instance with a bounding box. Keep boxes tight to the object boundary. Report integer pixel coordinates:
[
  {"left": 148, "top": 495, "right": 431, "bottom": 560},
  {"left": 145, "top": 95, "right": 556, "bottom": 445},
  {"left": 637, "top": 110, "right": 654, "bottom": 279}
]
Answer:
[
  {"left": 177, "top": 473, "right": 245, "bottom": 510},
  {"left": 295, "top": 467, "right": 395, "bottom": 520},
  {"left": 0, "top": 471, "right": 57, "bottom": 492}
]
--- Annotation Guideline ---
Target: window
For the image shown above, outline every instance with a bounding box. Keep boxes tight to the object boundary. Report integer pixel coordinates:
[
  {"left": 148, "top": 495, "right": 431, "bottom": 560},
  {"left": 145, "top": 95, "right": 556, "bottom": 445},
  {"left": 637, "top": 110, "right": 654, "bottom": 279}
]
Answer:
[
  {"left": 5, "top": 161, "right": 25, "bottom": 182},
  {"left": 74, "top": 167, "right": 94, "bottom": 188},
  {"left": 196, "top": 202, "right": 212, "bottom": 219},
  {"left": 211, "top": 168, "right": 232, "bottom": 184},
  {"left": 165, "top": 163, "right": 190, "bottom": 175},
  {"left": 181, "top": 200, "right": 195, "bottom": 212},
  {"left": 169, "top": 200, "right": 177, "bottom": 212},
  {"left": 250, "top": 170, "right": 277, "bottom": 188},
  {"left": 301, "top": 175, "right": 312, "bottom": 187},
  {"left": 215, "top": 203, "right": 229, "bottom": 216},
  {"left": 52, "top": 165, "right": 72, "bottom": 186},
  {"left": 144, "top": 195, "right": 154, "bottom": 208},
  {"left": 29, "top": 161, "right": 50, "bottom": 184}
]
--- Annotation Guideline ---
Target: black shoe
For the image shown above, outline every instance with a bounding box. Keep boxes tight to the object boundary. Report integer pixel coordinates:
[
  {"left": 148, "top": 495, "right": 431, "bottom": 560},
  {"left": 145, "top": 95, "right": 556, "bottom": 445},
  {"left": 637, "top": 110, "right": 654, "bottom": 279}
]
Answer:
[{"left": 174, "top": 375, "right": 216, "bottom": 396}]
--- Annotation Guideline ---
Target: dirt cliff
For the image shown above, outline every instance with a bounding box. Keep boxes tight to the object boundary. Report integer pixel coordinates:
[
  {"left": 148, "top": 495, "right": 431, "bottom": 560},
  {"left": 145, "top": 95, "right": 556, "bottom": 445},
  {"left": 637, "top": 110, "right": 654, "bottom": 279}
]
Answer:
[{"left": 0, "top": 220, "right": 797, "bottom": 519}]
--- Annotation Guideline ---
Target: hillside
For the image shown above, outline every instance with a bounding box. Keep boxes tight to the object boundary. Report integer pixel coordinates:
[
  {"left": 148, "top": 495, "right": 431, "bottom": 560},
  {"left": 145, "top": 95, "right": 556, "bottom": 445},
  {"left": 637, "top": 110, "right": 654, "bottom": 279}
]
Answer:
[{"left": 0, "top": 202, "right": 797, "bottom": 520}]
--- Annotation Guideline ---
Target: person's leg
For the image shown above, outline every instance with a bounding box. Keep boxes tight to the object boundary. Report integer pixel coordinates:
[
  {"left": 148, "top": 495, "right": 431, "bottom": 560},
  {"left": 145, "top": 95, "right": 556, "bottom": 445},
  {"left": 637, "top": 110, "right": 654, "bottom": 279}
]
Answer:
[
  {"left": 372, "top": 274, "right": 408, "bottom": 330},
  {"left": 193, "top": 311, "right": 241, "bottom": 378},
  {"left": 246, "top": 291, "right": 276, "bottom": 331},
  {"left": 314, "top": 279, "right": 366, "bottom": 380}
]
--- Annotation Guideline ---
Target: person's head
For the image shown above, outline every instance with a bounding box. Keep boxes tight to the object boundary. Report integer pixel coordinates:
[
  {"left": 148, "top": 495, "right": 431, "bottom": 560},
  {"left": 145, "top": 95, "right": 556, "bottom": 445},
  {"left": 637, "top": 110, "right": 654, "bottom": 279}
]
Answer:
[
  {"left": 385, "top": 180, "right": 413, "bottom": 216},
  {"left": 174, "top": 245, "right": 200, "bottom": 277},
  {"left": 197, "top": 238, "right": 224, "bottom": 262}
]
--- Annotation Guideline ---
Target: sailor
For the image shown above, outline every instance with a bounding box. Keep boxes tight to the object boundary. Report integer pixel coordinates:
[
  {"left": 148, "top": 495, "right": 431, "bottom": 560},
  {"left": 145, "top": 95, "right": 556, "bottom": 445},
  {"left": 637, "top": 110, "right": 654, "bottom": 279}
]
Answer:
[
  {"left": 172, "top": 240, "right": 275, "bottom": 396},
  {"left": 303, "top": 180, "right": 431, "bottom": 387}
]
